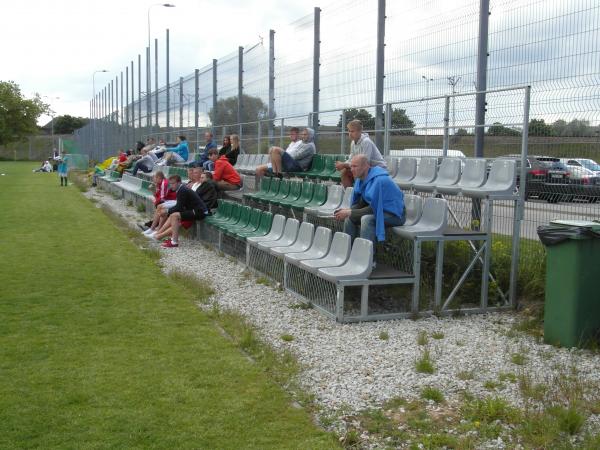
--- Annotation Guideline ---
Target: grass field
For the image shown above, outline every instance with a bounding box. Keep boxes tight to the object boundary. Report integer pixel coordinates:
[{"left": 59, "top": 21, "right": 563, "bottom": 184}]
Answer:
[{"left": 0, "top": 162, "right": 337, "bottom": 449}]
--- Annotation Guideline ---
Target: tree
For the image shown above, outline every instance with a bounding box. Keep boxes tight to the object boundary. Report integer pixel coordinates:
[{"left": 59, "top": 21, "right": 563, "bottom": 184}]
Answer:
[
  {"left": 528, "top": 118, "right": 553, "bottom": 136},
  {"left": 0, "top": 81, "right": 48, "bottom": 146},
  {"left": 48, "top": 115, "right": 89, "bottom": 134},
  {"left": 337, "top": 108, "right": 375, "bottom": 130},
  {"left": 336, "top": 107, "right": 415, "bottom": 135},
  {"left": 455, "top": 128, "right": 470, "bottom": 136},
  {"left": 208, "top": 94, "right": 268, "bottom": 126},
  {"left": 487, "top": 122, "right": 521, "bottom": 136}
]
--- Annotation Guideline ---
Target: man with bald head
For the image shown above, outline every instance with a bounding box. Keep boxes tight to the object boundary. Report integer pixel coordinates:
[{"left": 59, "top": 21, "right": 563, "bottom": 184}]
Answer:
[{"left": 334, "top": 154, "right": 405, "bottom": 246}]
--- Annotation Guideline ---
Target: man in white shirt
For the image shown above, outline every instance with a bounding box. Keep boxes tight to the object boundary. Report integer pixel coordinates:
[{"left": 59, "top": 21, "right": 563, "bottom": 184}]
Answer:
[{"left": 255, "top": 127, "right": 302, "bottom": 177}]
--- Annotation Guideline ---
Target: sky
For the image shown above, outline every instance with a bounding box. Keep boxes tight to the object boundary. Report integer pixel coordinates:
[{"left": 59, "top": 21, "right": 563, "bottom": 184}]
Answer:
[{"left": 0, "top": 0, "right": 312, "bottom": 125}]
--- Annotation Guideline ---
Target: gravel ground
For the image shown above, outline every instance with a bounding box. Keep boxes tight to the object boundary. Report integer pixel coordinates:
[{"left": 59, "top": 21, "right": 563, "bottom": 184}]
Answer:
[{"left": 87, "top": 187, "right": 600, "bottom": 445}]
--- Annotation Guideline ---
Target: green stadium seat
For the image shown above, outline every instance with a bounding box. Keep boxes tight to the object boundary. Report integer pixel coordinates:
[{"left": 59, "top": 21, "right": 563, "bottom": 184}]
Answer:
[
  {"left": 236, "top": 211, "right": 273, "bottom": 240},
  {"left": 244, "top": 177, "right": 271, "bottom": 201},
  {"left": 300, "top": 182, "right": 328, "bottom": 211},
  {"left": 288, "top": 182, "right": 315, "bottom": 211},
  {"left": 297, "top": 154, "right": 324, "bottom": 178}
]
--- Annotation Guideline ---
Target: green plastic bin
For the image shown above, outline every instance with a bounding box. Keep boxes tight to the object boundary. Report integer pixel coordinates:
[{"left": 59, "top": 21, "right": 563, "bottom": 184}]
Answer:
[{"left": 540, "top": 219, "right": 600, "bottom": 348}]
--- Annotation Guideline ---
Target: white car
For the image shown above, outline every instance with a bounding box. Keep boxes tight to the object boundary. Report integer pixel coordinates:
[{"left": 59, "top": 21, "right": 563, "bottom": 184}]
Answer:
[{"left": 560, "top": 158, "right": 600, "bottom": 182}]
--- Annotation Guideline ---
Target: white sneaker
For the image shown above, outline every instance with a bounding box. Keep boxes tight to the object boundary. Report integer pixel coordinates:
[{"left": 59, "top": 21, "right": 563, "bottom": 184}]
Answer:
[
  {"left": 143, "top": 228, "right": 154, "bottom": 235},
  {"left": 149, "top": 232, "right": 159, "bottom": 240}
]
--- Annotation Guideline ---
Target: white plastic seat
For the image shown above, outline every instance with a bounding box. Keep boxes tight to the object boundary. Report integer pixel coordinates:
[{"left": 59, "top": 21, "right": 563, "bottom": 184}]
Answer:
[
  {"left": 461, "top": 159, "right": 516, "bottom": 198},
  {"left": 247, "top": 214, "right": 286, "bottom": 243},
  {"left": 284, "top": 227, "right": 332, "bottom": 263},
  {"left": 236, "top": 154, "right": 249, "bottom": 171},
  {"left": 392, "top": 157, "right": 418, "bottom": 188},
  {"left": 316, "top": 187, "right": 353, "bottom": 217},
  {"left": 416, "top": 158, "right": 461, "bottom": 192},
  {"left": 299, "top": 232, "right": 352, "bottom": 274},
  {"left": 257, "top": 218, "right": 299, "bottom": 249},
  {"left": 306, "top": 184, "right": 343, "bottom": 215},
  {"left": 393, "top": 197, "right": 448, "bottom": 239},
  {"left": 270, "top": 222, "right": 314, "bottom": 256},
  {"left": 398, "top": 157, "right": 437, "bottom": 190},
  {"left": 385, "top": 156, "right": 399, "bottom": 178},
  {"left": 437, "top": 158, "right": 486, "bottom": 195},
  {"left": 318, "top": 238, "right": 373, "bottom": 282},
  {"left": 259, "top": 154, "right": 269, "bottom": 165},
  {"left": 403, "top": 194, "right": 423, "bottom": 226}
]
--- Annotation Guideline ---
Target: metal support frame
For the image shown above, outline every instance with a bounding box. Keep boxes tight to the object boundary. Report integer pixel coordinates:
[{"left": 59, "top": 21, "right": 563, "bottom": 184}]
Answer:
[
  {"left": 179, "top": 76, "right": 184, "bottom": 130},
  {"left": 194, "top": 69, "right": 199, "bottom": 146},
  {"left": 374, "top": 0, "right": 386, "bottom": 150},
  {"left": 137, "top": 54, "right": 142, "bottom": 130},
  {"left": 384, "top": 103, "right": 391, "bottom": 156},
  {"left": 131, "top": 60, "right": 135, "bottom": 142},
  {"left": 238, "top": 46, "right": 244, "bottom": 138},
  {"left": 155, "top": 38, "right": 159, "bottom": 128},
  {"left": 146, "top": 46, "right": 151, "bottom": 130},
  {"left": 268, "top": 29, "right": 275, "bottom": 147},
  {"left": 166, "top": 28, "right": 170, "bottom": 131},
  {"left": 125, "top": 67, "right": 129, "bottom": 146},
  {"left": 212, "top": 59, "right": 217, "bottom": 135},
  {"left": 442, "top": 96, "right": 450, "bottom": 156},
  {"left": 340, "top": 110, "right": 346, "bottom": 154},
  {"left": 312, "top": 7, "right": 320, "bottom": 142},
  {"left": 474, "top": 0, "right": 490, "bottom": 158}
]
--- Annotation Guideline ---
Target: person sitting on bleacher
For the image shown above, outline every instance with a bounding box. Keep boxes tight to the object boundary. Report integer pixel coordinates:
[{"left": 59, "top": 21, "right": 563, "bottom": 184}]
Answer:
[
  {"left": 197, "top": 171, "right": 219, "bottom": 210},
  {"left": 132, "top": 139, "right": 168, "bottom": 175},
  {"left": 334, "top": 154, "right": 405, "bottom": 246},
  {"left": 336, "top": 119, "right": 387, "bottom": 188},
  {"left": 208, "top": 148, "right": 242, "bottom": 191},
  {"left": 156, "top": 136, "right": 189, "bottom": 166},
  {"left": 193, "top": 131, "right": 218, "bottom": 170},
  {"left": 142, "top": 171, "right": 178, "bottom": 236},
  {"left": 255, "top": 127, "right": 315, "bottom": 178},
  {"left": 221, "top": 134, "right": 240, "bottom": 166},
  {"left": 152, "top": 174, "right": 209, "bottom": 248},
  {"left": 218, "top": 135, "right": 231, "bottom": 157}
]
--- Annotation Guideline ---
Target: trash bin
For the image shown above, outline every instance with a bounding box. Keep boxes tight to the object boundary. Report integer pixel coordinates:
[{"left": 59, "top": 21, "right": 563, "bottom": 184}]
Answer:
[{"left": 537, "top": 220, "right": 600, "bottom": 348}]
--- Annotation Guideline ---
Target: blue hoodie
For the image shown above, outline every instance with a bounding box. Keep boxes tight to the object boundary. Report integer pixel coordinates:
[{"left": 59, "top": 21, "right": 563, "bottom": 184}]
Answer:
[
  {"left": 171, "top": 140, "right": 189, "bottom": 161},
  {"left": 351, "top": 166, "right": 405, "bottom": 242}
]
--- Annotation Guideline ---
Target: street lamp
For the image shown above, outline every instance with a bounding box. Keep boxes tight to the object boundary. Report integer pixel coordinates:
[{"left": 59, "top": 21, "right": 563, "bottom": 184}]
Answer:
[
  {"left": 447, "top": 76, "right": 461, "bottom": 135},
  {"left": 148, "top": 3, "right": 175, "bottom": 50},
  {"left": 421, "top": 75, "right": 433, "bottom": 147}
]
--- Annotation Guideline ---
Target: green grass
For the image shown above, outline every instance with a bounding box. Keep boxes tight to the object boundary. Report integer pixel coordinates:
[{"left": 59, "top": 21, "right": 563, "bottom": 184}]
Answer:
[
  {"left": 0, "top": 162, "right": 337, "bottom": 449},
  {"left": 415, "top": 348, "right": 435, "bottom": 374},
  {"left": 420, "top": 386, "right": 445, "bottom": 403}
]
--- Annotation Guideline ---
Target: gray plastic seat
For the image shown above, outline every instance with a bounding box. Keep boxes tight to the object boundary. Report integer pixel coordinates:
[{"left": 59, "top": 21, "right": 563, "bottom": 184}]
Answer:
[
  {"left": 462, "top": 159, "right": 516, "bottom": 198},
  {"left": 236, "top": 154, "right": 249, "bottom": 171},
  {"left": 299, "top": 232, "right": 352, "bottom": 274},
  {"left": 259, "top": 154, "right": 269, "bottom": 165},
  {"left": 403, "top": 194, "right": 423, "bottom": 226},
  {"left": 284, "top": 227, "right": 332, "bottom": 263},
  {"left": 416, "top": 158, "right": 461, "bottom": 192},
  {"left": 398, "top": 157, "right": 437, "bottom": 190},
  {"left": 305, "top": 184, "right": 343, "bottom": 215},
  {"left": 270, "top": 222, "right": 314, "bottom": 256},
  {"left": 318, "top": 238, "right": 373, "bottom": 282},
  {"left": 385, "top": 156, "right": 399, "bottom": 178},
  {"left": 437, "top": 158, "right": 486, "bottom": 195},
  {"left": 257, "top": 218, "right": 299, "bottom": 249},
  {"left": 392, "top": 157, "right": 418, "bottom": 188},
  {"left": 316, "top": 187, "right": 353, "bottom": 217},
  {"left": 247, "top": 214, "right": 286, "bottom": 243},
  {"left": 393, "top": 197, "right": 448, "bottom": 239}
]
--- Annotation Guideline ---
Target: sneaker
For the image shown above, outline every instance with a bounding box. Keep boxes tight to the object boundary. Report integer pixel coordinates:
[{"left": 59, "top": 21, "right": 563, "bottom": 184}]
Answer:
[
  {"left": 144, "top": 220, "right": 153, "bottom": 227},
  {"left": 142, "top": 228, "right": 154, "bottom": 235},
  {"left": 161, "top": 239, "right": 178, "bottom": 248},
  {"left": 148, "top": 232, "right": 159, "bottom": 240},
  {"left": 138, "top": 223, "right": 149, "bottom": 231}
]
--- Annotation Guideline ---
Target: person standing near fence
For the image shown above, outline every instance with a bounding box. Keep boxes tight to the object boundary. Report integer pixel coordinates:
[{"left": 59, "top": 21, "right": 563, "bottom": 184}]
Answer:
[
  {"left": 58, "top": 154, "right": 68, "bottom": 186},
  {"left": 336, "top": 119, "right": 386, "bottom": 188}
]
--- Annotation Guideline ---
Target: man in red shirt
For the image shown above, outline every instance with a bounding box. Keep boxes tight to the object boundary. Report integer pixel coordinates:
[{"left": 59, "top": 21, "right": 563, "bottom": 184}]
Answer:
[{"left": 208, "top": 149, "right": 242, "bottom": 191}]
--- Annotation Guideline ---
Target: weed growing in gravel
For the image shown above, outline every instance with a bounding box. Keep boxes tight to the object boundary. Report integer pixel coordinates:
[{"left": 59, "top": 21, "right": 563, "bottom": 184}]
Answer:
[
  {"left": 461, "top": 396, "right": 520, "bottom": 424},
  {"left": 421, "top": 386, "right": 445, "bottom": 403},
  {"left": 288, "top": 302, "right": 312, "bottom": 310},
  {"left": 256, "top": 277, "right": 272, "bottom": 286},
  {"left": 415, "top": 348, "right": 435, "bottom": 374},
  {"left": 548, "top": 405, "right": 586, "bottom": 435},
  {"left": 281, "top": 334, "right": 294, "bottom": 342},
  {"left": 378, "top": 331, "right": 389, "bottom": 341},
  {"left": 455, "top": 339, "right": 465, "bottom": 346},
  {"left": 417, "top": 330, "right": 428, "bottom": 346},
  {"left": 498, "top": 372, "right": 517, "bottom": 383},
  {"left": 112, "top": 193, "right": 121, "bottom": 200},
  {"left": 136, "top": 203, "right": 146, "bottom": 213},
  {"left": 167, "top": 271, "right": 215, "bottom": 304},
  {"left": 339, "top": 429, "right": 360, "bottom": 447},
  {"left": 511, "top": 352, "right": 527, "bottom": 366},
  {"left": 518, "top": 373, "right": 547, "bottom": 401},
  {"left": 483, "top": 380, "right": 504, "bottom": 391},
  {"left": 126, "top": 199, "right": 133, "bottom": 207},
  {"left": 457, "top": 370, "right": 475, "bottom": 381},
  {"left": 431, "top": 331, "right": 445, "bottom": 340}
]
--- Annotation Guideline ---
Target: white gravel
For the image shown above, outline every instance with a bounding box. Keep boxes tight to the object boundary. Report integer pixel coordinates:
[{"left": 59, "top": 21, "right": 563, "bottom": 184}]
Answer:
[{"left": 86, "top": 186, "right": 600, "bottom": 437}]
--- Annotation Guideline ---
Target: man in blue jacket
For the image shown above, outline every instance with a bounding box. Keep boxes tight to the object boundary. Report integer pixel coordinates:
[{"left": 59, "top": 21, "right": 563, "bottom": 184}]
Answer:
[
  {"left": 157, "top": 136, "right": 189, "bottom": 166},
  {"left": 334, "top": 154, "right": 405, "bottom": 244}
]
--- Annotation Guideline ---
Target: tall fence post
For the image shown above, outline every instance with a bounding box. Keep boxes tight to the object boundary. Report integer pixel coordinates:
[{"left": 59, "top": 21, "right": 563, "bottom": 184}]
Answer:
[
  {"left": 268, "top": 29, "right": 275, "bottom": 147},
  {"left": 131, "top": 60, "right": 135, "bottom": 142},
  {"left": 125, "top": 67, "right": 129, "bottom": 147},
  {"left": 194, "top": 68, "right": 199, "bottom": 147},
  {"left": 341, "top": 109, "right": 346, "bottom": 154},
  {"left": 138, "top": 54, "right": 142, "bottom": 131},
  {"left": 442, "top": 96, "right": 450, "bottom": 156},
  {"left": 212, "top": 59, "right": 217, "bottom": 135},
  {"left": 384, "top": 103, "right": 391, "bottom": 156},
  {"left": 146, "top": 46, "right": 151, "bottom": 132},
  {"left": 375, "top": 0, "right": 386, "bottom": 150},
  {"left": 238, "top": 46, "right": 244, "bottom": 139},
  {"left": 120, "top": 71, "right": 124, "bottom": 148},
  {"left": 166, "top": 28, "right": 170, "bottom": 132},
  {"left": 110, "top": 79, "right": 115, "bottom": 151},
  {"left": 312, "top": 6, "right": 321, "bottom": 143},
  {"left": 510, "top": 85, "right": 531, "bottom": 309},
  {"left": 154, "top": 38, "right": 159, "bottom": 129},
  {"left": 179, "top": 76, "right": 184, "bottom": 130},
  {"left": 474, "top": 0, "right": 490, "bottom": 158}
]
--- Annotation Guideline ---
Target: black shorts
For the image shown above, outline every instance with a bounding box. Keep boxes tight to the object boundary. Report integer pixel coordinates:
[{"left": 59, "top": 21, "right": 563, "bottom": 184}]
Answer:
[{"left": 180, "top": 209, "right": 205, "bottom": 222}]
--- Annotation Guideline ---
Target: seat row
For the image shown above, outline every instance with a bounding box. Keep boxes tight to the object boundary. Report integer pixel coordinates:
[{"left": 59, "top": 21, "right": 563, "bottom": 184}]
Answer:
[
  {"left": 236, "top": 154, "right": 269, "bottom": 174},
  {"left": 388, "top": 157, "right": 517, "bottom": 199},
  {"left": 294, "top": 154, "right": 346, "bottom": 182},
  {"left": 243, "top": 178, "right": 329, "bottom": 213}
]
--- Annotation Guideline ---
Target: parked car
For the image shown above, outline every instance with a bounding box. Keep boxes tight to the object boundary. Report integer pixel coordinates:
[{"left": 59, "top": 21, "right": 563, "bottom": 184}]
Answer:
[{"left": 560, "top": 158, "right": 600, "bottom": 182}]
